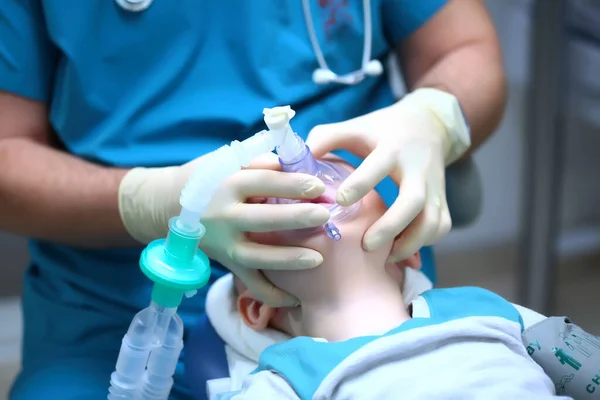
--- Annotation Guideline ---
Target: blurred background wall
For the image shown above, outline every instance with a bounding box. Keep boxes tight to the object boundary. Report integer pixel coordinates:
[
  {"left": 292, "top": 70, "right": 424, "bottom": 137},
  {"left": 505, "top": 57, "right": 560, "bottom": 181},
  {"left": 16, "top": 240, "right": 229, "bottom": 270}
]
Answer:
[
  {"left": 440, "top": 0, "right": 600, "bottom": 256},
  {"left": 436, "top": 0, "right": 600, "bottom": 334}
]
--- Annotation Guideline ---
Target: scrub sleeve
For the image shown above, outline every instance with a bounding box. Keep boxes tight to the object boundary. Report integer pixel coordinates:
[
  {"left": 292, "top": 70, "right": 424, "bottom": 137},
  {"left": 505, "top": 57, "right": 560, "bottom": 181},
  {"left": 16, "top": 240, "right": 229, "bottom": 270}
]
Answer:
[
  {"left": 0, "top": 0, "right": 57, "bottom": 102},
  {"left": 0, "top": 3, "right": 161, "bottom": 400}
]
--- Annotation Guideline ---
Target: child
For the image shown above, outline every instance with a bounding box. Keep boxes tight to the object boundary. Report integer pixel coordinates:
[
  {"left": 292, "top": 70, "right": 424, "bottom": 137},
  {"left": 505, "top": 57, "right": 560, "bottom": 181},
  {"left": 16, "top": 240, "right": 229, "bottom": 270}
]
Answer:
[
  {"left": 204, "top": 248, "right": 432, "bottom": 396},
  {"left": 206, "top": 157, "right": 577, "bottom": 399}
]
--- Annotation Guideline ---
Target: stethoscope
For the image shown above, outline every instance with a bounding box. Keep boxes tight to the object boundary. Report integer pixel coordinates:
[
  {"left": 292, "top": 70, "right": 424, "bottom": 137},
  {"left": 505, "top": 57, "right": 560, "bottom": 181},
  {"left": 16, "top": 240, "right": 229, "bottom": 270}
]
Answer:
[
  {"left": 302, "top": 0, "right": 383, "bottom": 85},
  {"left": 115, "top": 0, "right": 383, "bottom": 86},
  {"left": 115, "top": 0, "right": 152, "bottom": 12}
]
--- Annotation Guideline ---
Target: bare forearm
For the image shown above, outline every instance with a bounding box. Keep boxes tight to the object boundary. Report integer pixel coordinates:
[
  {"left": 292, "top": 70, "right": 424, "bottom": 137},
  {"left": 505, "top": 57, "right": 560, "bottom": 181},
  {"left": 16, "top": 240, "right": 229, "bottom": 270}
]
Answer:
[
  {"left": 0, "top": 137, "right": 137, "bottom": 247},
  {"left": 410, "top": 41, "right": 507, "bottom": 152}
]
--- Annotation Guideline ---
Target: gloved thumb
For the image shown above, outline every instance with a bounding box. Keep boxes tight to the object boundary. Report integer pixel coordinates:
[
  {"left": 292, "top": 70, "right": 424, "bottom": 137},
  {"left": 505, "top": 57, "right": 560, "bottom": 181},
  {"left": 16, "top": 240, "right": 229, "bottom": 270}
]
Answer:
[
  {"left": 246, "top": 152, "right": 281, "bottom": 171},
  {"left": 305, "top": 120, "right": 366, "bottom": 159}
]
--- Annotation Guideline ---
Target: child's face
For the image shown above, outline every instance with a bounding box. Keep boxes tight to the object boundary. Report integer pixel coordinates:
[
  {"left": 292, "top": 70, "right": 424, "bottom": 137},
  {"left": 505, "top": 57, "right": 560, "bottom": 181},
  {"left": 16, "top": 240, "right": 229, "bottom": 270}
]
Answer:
[
  {"left": 250, "top": 156, "right": 384, "bottom": 245},
  {"left": 236, "top": 158, "right": 421, "bottom": 335}
]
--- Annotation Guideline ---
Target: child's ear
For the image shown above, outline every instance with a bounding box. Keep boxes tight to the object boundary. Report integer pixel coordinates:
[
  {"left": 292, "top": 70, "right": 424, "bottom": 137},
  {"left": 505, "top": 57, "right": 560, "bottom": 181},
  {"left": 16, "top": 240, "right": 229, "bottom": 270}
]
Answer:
[
  {"left": 396, "top": 252, "right": 422, "bottom": 270},
  {"left": 237, "top": 289, "right": 276, "bottom": 330}
]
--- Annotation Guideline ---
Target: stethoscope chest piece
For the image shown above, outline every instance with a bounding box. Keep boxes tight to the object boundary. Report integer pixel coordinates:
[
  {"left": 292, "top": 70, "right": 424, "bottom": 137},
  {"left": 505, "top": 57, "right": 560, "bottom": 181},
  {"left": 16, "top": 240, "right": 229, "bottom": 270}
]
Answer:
[{"left": 115, "top": 0, "right": 153, "bottom": 12}]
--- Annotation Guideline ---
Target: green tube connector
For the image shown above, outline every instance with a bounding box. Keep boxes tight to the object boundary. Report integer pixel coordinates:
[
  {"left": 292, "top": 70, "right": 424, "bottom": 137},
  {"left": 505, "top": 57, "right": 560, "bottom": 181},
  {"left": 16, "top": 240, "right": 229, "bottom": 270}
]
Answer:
[{"left": 139, "top": 217, "right": 211, "bottom": 308}]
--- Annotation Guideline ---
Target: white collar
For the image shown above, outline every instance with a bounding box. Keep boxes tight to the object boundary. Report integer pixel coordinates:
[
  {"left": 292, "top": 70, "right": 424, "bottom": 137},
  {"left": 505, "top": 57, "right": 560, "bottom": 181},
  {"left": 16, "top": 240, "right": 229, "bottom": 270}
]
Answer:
[{"left": 204, "top": 268, "right": 433, "bottom": 393}]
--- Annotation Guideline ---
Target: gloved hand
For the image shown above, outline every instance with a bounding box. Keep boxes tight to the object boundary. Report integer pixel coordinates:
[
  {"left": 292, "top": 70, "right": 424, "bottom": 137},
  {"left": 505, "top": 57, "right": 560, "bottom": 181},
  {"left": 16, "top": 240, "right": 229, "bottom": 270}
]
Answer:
[
  {"left": 306, "top": 88, "right": 471, "bottom": 264},
  {"left": 119, "top": 154, "right": 330, "bottom": 306}
]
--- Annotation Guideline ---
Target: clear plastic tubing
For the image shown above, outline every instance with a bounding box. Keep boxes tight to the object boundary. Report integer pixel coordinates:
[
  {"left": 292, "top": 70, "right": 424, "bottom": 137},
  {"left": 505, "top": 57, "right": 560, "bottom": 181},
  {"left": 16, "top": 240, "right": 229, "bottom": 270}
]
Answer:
[
  {"left": 177, "top": 106, "right": 309, "bottom": 235},
  {"left": 108, "top": 302, "right": 177, "bottom": 400},
  {"left": 176, "top": 129, "right": 278, "bottom": 233},
  {"left": 136, "top": 313, "right": 184, "bottom": 400}
]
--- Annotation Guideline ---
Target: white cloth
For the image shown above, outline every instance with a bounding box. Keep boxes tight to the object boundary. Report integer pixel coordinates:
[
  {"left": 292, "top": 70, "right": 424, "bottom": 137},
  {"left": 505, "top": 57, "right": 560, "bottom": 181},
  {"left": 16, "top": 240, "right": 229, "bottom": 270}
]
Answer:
[
  {"left": 219, "top": 287, "right": 568, "bottom": 400},
  {"left": 205, "top": 272, "right": 549, "bottom": 399},
  {"left": 225, "top": 318, "right": 565, "bottom": 400},
  {"left": 204, "top": 268, "right": 433, "bottom": 395}
]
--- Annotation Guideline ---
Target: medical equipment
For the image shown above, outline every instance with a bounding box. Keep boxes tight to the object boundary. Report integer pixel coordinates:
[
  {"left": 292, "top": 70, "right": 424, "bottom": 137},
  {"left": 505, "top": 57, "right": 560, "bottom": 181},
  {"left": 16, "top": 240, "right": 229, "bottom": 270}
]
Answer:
[
  {"left": 522, "top": 316, "right": 600, "bottom": 399},
  {"left": 270, "top": 158, "right": 359, "bottom": 241},
  {"left": 263, "top": 107, "right": 360, "bottom": 241},
  {"left": 108, "top": 105, "right": 348, "bottom": 399},
  {"left": 302, "top": 0, "right": 384, "bottom": 85},
  {"left": 115, "top": 0, "right": 153, "bottom": 12}
]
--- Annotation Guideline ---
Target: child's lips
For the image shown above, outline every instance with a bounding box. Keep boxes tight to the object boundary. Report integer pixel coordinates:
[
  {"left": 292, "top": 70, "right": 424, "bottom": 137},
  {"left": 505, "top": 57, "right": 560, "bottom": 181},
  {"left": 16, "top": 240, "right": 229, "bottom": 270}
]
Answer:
[{"left": 308, "top": 194, "right": 335, "bottom": 206}]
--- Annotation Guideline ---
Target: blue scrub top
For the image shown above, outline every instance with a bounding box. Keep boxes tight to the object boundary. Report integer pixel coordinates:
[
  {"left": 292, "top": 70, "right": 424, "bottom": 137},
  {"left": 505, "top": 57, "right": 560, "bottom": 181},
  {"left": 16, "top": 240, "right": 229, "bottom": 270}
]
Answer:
[{"left": 0, "top": 0, "right": 446, "bottom": 398}]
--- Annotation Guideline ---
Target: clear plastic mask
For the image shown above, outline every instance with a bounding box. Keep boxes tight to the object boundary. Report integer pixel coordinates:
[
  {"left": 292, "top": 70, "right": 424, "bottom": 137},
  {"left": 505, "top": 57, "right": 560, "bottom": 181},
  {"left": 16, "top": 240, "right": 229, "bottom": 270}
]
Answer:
[{"left": 269, "top": 157, "right": 361, "bottom": 240}]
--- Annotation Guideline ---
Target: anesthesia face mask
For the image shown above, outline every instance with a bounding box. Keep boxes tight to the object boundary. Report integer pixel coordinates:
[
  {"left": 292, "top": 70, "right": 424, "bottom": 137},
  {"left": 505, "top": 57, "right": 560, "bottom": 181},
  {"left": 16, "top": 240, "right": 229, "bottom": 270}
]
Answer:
[{"left": 268, "top": 150, "right": 361, "bottom": 241}]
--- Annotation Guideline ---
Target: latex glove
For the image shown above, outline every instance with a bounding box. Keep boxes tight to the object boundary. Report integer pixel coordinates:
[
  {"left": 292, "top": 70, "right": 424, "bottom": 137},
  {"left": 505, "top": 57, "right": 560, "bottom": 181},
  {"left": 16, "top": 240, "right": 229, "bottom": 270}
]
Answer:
[
  {"left": 199, "top": 167, "right": 331, "bottom": 306},
  {"left": 306, "top": 88, "right": 471, "bottom": 263},
  {"left": 119, "top": 154, "right": 330, "bottom": 306}
]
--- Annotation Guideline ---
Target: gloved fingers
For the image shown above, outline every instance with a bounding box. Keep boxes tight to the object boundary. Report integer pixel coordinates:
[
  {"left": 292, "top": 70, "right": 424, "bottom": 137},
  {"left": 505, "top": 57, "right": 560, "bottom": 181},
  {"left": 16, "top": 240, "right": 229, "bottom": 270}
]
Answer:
[
  {"left": 305, "top": 121, "right": 366, "bottom": 159},
  {"left": 235, "top": 269, "right": 299, "bottom": 307},
  {"left": 423, "top": 172, "right": 451, "bottom": 245},
  {"left": 429, "top": 201, "right": 452, "bottom": 245},
  {"left": 363, "top": 174, "right": 426, "bottom": 252},
  {"left": 336, "top": 146, "right": 394, "bottom": 206},
  {"left": 386, "top": 199, "right": 442, "bottom": 264},
  {"left": 231, "top": 169, "right": 325, "bottom": 200},
  {"left": 231, "top": 203, "right": 330, "bottom": 232},
  {"left": 230, "top": 240, "right": 324, "bottom": 270},
  {"left": 246, "top": 152, "right": 282, "bottom": 171}
]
